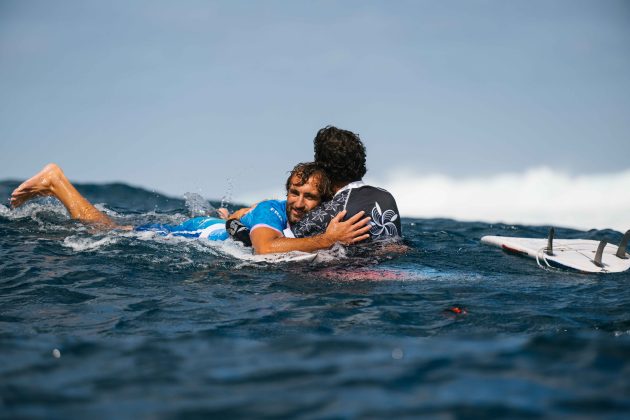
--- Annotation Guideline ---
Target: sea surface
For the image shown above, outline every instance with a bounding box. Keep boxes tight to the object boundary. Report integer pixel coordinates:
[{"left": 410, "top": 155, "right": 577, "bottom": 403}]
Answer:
[{"left": 1, "top": 181, "right": 629, "bottom": 419}]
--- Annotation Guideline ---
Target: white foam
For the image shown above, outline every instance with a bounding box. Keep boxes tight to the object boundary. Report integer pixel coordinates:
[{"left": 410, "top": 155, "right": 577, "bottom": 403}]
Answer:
[
  {"left": 378, "top": 167, "right": 630, "bottom": 232},
  {"left": 312, "top": 242, "right": 348, "bottom": 263},
  {"left": 0, "top": 199, "right": 69, "bottom": 221},
  {"left": 62, "top": 235, "right": 119, "bottom": 252},
  {"left": 196, "top": 237, "right": 318, "bottom": 264},
  {"left": 94, "top": 203, "right": 120, "bottom": 217},
  {"left": 133, "top": 228, "right": 264, "bottom": 260}
]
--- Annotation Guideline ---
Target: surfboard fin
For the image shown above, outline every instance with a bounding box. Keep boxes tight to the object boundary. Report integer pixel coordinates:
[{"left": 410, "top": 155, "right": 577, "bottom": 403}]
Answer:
[
  {"left": 593, "top": 240, "right": 607, "bottom": 268},
  {"left": 616, "top": 230, "right": 630, "bottom": 259},
  {"left": 545, "top": 227, "right": 555, "bottom": 256}
]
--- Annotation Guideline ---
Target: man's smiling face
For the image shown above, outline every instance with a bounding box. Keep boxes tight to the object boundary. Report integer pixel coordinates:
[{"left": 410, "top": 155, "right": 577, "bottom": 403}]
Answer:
[{"left": 285, "top": 173, "right": 323, "bottom": 224}]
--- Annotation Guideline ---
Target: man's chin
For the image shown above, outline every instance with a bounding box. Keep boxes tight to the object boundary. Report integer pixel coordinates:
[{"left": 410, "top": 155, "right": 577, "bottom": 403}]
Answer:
[{"left": 288, "top": 213, "right": 304, "bottom": 224}]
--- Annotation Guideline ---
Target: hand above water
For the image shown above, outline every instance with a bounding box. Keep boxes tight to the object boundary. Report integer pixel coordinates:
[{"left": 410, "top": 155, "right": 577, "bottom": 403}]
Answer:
[{"left": 323, "top": 210, "right": 371, "bottom": 245}]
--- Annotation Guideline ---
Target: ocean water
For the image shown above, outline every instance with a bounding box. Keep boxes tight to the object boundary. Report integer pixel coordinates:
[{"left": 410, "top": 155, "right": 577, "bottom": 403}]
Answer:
[{"left": 1, "top": 181, "right": 629, "bottom": 419}]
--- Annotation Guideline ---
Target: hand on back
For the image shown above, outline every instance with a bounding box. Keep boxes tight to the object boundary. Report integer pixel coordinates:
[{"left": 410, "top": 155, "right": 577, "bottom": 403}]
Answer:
[{"left": 324, "top": 210, "right": 371, "bottom": 245}]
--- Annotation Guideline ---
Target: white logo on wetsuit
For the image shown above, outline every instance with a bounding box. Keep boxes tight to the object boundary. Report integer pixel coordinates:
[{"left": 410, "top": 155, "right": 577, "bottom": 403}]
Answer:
[{"left": 370, "top": 201, "right": 399, "bottom": 237}]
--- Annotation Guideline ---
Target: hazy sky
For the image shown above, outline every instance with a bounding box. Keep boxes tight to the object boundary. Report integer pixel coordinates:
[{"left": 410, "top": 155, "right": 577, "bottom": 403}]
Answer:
[{"left": 1, "top": 1, "right": 629, "bottom": 229}]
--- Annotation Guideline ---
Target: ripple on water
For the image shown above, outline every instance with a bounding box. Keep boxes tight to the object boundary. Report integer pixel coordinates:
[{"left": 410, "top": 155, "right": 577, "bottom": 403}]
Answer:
[{"left": 1, "top": 194, "right": 629, "bottom": 417}]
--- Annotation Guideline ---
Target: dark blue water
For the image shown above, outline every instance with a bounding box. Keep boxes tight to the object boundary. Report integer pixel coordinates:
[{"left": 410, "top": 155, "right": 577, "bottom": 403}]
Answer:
[{"left": 1, "top": 181, "right": 629, "bottom": 418}]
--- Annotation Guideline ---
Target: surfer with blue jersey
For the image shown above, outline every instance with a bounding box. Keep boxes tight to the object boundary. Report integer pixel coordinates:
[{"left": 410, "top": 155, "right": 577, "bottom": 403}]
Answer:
[
  {"left": 9, "top": 162, "right": 371, "bottom": 255},
  {"left": 224, "top": 126, "right": 403, "bottom": 253}
]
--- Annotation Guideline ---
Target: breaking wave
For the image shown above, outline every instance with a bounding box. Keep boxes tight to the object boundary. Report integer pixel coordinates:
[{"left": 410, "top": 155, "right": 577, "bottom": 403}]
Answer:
[{"left": 379, "top": 167, "right": 630, "bottom": 232}]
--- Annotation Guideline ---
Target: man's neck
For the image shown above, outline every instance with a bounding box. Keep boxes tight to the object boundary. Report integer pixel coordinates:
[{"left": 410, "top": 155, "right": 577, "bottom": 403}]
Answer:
[
  {"left": 331, "top": 181, "right": 348, "bottom": 194},
  {"left": 333, "top": 180, "right": 365, "bottom": 196}
]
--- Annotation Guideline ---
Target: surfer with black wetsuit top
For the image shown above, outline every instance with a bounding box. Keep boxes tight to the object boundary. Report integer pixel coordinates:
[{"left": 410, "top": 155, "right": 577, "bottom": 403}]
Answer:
[{"left": 291, "top": 126, "right": 401, "bottom": 240}]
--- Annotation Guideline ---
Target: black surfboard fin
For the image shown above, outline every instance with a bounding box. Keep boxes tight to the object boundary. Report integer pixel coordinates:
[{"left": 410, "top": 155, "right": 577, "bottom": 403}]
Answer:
[
  {"left": 593, "top": 240, "right": 607, "bottom": 268},
  {"left": 545, "top": 227, "right": 555, "bottom": 256},
  {"left": 616, "top": 230, "right": 630, "bottom": 259}
]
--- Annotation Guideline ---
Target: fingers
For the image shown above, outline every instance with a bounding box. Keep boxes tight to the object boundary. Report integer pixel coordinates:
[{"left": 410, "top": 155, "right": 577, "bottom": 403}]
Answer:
[
  {"left": 344, "top": 210, "right": 365, "bottom": 224},
  {"left": 331, "top": 209, "right": 347, "bottom": 222},
  {"left": 327, "top": 210, "right": 372, "bottom": 245},
  {"left": 345, "top": 223, "right": 371, "bottom": 245},
  {"left": 346, "top": 216, "right": 371, "bottom": 231},
  {"left": 9, "top": 196, "right": 22, "bottom": 209},
  {"left": 332, "top": 210, "right": 369, "bottom": 225},
  {"left": 355, "top": 223, "right": 372, "bottom": 235},
  {"left": 217, "top": 208, "right": 229, "bottom": 219},
  {"left": 352, "top": 234, "right": 370, "bottom": 243},
  {"left": 356, "top": 216, "right": 371, "bottom": 228}
]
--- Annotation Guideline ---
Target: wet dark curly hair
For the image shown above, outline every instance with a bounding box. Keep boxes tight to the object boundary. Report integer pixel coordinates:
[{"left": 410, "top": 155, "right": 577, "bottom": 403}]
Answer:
[
  {"left": 285, "top": 162, "right": 333, "bottom": 201},
  {"left": 313, "top": 126, "right": 367, "bottom": 184}
]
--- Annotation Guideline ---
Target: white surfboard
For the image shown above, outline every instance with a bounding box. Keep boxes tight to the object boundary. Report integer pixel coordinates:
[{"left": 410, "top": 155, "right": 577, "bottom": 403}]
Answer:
[
  {"left": 246, "top": 251, "right": 318, "bottom": 264},
  {"left": 481, "top": 230, "right": 630, "bottom": 273},
  {"left": 216, "top": 240, "right": 318, "bottom": 264}
]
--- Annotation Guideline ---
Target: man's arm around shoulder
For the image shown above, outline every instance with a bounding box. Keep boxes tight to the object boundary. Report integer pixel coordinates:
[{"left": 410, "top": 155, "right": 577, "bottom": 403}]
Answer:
[{"left": 250, "top": 210, "right": 371, "bottom": 255}]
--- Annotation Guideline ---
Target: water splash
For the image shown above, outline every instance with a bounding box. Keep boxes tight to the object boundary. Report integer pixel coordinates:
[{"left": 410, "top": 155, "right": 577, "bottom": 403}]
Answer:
[
  {"left": 183, "top": 192, "right": 217, "bottom": 217},
  {"left": 220, "top": 177, "right": 234, "bottom": 210}
]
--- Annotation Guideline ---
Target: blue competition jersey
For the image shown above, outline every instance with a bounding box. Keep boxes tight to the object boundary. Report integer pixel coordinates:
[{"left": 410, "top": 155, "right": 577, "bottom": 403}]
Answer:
[
  {"left": 240, "top": 200, "right": 287, "bottom": 234},
  {"left": 135, "top": 200, "right": 288, "bottom": 242}
]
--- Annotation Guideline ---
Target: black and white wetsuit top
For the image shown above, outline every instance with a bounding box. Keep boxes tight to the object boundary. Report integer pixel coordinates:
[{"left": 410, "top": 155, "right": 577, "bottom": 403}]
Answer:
[{"left": 291, "top": 181, "right": 401, "bottom": 240}]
